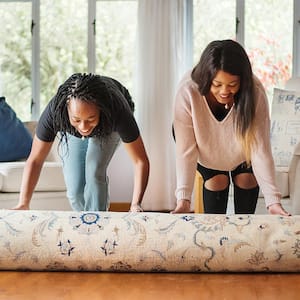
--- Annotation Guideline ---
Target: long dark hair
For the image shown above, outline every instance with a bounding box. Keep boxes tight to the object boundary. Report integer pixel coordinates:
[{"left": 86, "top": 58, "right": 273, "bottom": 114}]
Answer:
[
  {"left": 51, "top": 73, "right": 133, "bottom": 143},
  {"left": 191, "top": 39, "right": 256, "bottom": 164}
]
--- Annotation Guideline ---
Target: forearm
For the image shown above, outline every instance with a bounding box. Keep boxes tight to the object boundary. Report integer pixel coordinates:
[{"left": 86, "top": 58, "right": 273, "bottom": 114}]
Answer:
[
  {"left": 18, "top": 160, "right": 43, "bottom": 208},
  {"left": 131, "top": 159, "right": 149, "bottom": 207}
]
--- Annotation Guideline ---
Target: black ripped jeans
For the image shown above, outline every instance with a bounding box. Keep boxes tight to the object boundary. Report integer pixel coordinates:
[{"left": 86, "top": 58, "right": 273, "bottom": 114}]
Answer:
[{"left": 197, "top": 162, "right": 259, "bottom": 214}]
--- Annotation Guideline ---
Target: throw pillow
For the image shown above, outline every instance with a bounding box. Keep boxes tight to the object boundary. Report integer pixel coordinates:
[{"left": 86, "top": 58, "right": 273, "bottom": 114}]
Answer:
[{"left": 0, "top": 96, "right": 33, "bottom": 162}]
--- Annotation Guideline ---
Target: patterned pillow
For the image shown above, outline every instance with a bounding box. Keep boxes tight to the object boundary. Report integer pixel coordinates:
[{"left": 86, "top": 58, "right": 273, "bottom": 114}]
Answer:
[{"left": 0, "top": 96, "right": 32, "bottom": 161}]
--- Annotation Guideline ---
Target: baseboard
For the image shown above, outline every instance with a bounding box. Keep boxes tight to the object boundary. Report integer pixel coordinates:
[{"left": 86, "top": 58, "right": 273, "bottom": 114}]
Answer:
[
  {"left": 109, "top": 203, "right": 174, "bottom": 213},
  {"left": 109, "top": 202, "right": 131, "bottom": 212}
]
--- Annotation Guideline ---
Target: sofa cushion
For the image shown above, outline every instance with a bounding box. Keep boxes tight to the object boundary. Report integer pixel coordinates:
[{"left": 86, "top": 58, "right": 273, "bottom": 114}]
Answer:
[
  {"left": 0, "top": 97, "right": 33, "bottom": 162},
  {"left": 0, "top": 172, "right": 2, "bottom": 190},
  {"left": 0, "top": 162, "right": 66, "bottom": 192}
]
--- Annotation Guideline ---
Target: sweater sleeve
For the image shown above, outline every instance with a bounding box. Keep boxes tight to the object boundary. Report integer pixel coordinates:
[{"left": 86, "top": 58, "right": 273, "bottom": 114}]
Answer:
[
  {"left": 250, "top": 79, "right": 282, "bottom": 208},
  {"left": 173, "top": 77, "right": 199, "bottom": 202}
]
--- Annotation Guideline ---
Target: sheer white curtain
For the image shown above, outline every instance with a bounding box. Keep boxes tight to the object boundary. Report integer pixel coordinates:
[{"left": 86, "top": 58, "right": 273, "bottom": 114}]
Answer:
[{"left": 135, "top": 0, "right": 190, "bottom": 211}]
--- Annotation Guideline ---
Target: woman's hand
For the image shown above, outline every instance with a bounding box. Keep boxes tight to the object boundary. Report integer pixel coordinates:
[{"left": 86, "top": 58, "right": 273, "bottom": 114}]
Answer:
[
  {"left": 129, "top": 203, "right": 144, "bottom": 212},
  {"left": 11, "top": 203, "right": 30, "bottom": 210},
  {"left": 171, "top": 199, "right": 191, "bottom": 214},
  {"left": 268, "top": 203, "right": 291, "bottom": 216}
]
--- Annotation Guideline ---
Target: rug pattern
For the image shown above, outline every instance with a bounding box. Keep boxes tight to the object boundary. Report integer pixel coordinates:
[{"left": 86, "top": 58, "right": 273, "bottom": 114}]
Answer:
[{"left": 0, "top": 210, "right": 299, "bottom": 272}]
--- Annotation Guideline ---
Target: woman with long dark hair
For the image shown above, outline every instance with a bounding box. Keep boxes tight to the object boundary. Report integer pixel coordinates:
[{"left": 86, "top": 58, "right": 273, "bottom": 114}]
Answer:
[
  {"left": 172, "top": 39, "right": 289, "bottom": 215},
  {"left": 13, "top": 73, "right": 149, "bottom": 212}
]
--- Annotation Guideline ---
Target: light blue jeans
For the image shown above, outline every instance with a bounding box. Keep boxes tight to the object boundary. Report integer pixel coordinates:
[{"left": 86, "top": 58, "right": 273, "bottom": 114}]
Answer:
[{"left": 61, "top": 133, "right": 120, "bottom": 211}]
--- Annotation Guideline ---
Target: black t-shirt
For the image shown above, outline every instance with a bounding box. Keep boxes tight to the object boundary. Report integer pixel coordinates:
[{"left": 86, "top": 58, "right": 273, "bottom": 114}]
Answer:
[{"left": 36, "top": 76, "right": 140, "bottom": 143}]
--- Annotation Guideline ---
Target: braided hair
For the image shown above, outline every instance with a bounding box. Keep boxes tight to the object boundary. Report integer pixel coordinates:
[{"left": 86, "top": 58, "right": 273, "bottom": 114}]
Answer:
[{"left": 51, "top": 73, "right": 133, "bottom": 144}]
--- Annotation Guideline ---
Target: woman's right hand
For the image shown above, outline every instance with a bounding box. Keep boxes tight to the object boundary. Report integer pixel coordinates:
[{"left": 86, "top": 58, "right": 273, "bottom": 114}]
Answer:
[
  {"left": 11, "top": 203, "right": 30, "bottom": 210},
  {"left": 267, "top": 203, "right": 291, "bottom": 216}
]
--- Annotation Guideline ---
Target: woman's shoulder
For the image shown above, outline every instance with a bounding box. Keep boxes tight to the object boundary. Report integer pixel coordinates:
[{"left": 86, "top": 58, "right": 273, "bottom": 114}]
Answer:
[
  {"left": 253, "top": 75, "right": 265, "bottom": 92},
  {"left": 176, "top": 70, "right": 199, "bottom": 97},
  {"left": 253, "top": 75, "right": 268, "bottom": 102},
  {"left": 252, "top": 75, "right": 270, "bottom": 115},
  {"left": 175, "top": 71, "right": 204, "bottom": 113},
  {"left": 178, "top": 70, "right": 196, "bottom": 86}
]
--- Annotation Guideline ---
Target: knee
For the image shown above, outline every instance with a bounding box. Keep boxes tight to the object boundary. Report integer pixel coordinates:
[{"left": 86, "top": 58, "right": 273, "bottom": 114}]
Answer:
[
  {"left": 66, "top": 191, "right": 84, "bottom": 211},
  {"left": 233, "top": 173, "right": 258, "bottom": 189},
  {"left": 67, "top": 187, "right": 84, "bottom": 200},
  {"left": 204, "top": 174, "right": 229, "bottom": 191},
  {"left": 86, "top": 172, "right": 108, "bottom": 184},
  {"left": 86, "top": 163, "right": 107, "bottom": 180}
]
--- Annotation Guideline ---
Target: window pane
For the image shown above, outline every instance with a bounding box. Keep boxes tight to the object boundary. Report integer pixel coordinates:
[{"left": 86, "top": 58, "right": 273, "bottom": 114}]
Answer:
[
  {"left": 95, "top": 0, "right": 137, "bottom": 91},
  {"left": 0, "top": 2, "right": 31, "bottom": 120},
  {"left": 245, "top": 0, "right": 293, "bottom": 103},
  {"left": 40, "top": 0, "right": 88, "bottom": 111},
  {"left": 193, "top": 0, "right": 236, "bottom": 64}
]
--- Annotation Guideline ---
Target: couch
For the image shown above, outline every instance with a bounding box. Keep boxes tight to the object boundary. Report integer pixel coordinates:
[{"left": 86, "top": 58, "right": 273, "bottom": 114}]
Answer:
[{"left": 0, "top": 121, "right": 71, "bottom": 210}]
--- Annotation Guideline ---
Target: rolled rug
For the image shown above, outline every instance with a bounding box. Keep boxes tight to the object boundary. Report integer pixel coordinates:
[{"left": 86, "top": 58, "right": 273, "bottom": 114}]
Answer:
[{"left": 0, "top": 210, "right": 299, "bottom": 272}]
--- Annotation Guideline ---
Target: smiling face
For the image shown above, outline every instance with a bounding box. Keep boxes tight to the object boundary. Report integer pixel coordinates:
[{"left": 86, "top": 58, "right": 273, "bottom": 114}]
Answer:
[
  {"left": 209, "top": 70, "right": 240, "bottom": 107},
  {"left": 67, "top": 98, "right": 100, "bottom": 137}
]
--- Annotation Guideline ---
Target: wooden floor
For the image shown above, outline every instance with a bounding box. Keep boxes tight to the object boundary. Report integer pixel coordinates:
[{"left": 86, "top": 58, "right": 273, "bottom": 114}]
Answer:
[{"left": 1, "top": 271, "right": 300, "bottom": 299}]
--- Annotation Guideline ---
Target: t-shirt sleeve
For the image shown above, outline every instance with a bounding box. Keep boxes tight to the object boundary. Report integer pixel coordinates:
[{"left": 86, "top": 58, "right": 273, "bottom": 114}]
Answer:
[
  {"left": 115, "top": 109, "right": 140, "bottom": 143},
  {"left": 36, "top": 100, "right": 57, "bottom": 142},
  {"left": 106, "top": 79, "right": 139, "bottom": 143}
]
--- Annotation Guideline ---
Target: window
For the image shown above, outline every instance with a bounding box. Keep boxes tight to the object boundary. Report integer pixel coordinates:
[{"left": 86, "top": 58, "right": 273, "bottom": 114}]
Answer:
[
  {"left": 95, "top": 0, "right": 138, "bottom": 91},
  {"left": 193, "top": 0, "right": 294, "bottom": 104},
  {"left": 40, "top": 0, "right": 88, "bottom": 113},
  {"left": 193, "top": 0, "right": 236, "bottom": 64},
  {"left": 0, "top": 0, "right": 137, "bottom": 121},
  {"left": 0, "top": 1, "right": 32, "bottom": 120},
  {"left": 244, "top": 0, "right": 293, "bottom": 102},
  {"left": 0, "top": 0, "right": 298, "bottom": 120}
]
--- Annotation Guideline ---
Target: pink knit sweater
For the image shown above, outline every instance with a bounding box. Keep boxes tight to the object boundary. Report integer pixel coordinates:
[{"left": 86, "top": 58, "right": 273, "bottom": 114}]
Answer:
[{"left": 173, "top": 72, "right": 281, "bottom": 208}]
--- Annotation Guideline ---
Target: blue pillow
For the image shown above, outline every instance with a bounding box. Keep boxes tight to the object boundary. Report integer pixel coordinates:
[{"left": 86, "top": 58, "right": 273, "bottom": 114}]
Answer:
[{"left": 0, "top": 97, "right": 33, "bottom": 162}]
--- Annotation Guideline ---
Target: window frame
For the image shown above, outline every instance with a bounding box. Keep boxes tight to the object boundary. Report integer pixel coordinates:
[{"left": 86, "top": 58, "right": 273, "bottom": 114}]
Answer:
[{"left": 293, "top": 0, "right": 300, "bottom": 76}]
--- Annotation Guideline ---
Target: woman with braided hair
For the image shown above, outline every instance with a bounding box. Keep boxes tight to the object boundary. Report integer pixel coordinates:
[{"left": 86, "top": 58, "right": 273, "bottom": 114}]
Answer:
[{"left": 13, "top": 73, "right": 149, "bottom": 212}]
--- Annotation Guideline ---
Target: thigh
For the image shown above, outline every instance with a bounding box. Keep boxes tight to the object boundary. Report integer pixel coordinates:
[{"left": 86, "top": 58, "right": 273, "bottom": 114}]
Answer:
[
  {"left": 231, "top": 162, "right": 257, "bottom": 188},
  {"left": 86, "top": 132, "right": 120, "bottom": 176},
  {"left": 61, "top": 134, "right": 88, "bottom": 186},
  {"left": 197, "top": 163, "right": 229, "bottom": 190}
]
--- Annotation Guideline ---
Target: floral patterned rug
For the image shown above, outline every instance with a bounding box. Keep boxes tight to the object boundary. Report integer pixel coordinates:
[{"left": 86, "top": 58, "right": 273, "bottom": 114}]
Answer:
[{"left": 0, "top": 210, "right": 299, "bottom": 272}]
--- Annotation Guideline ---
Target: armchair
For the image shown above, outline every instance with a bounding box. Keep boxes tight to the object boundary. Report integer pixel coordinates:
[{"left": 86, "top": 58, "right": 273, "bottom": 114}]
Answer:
[
  {"left": 289, "top": 142, "right": 300, "bottom": 214},
  {"left": 271, "top": 78, "right": 300, "bottom": 214}
]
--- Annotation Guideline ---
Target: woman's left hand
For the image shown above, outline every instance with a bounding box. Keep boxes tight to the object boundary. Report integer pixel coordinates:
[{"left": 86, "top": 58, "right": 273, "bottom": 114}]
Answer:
[
  {"left": 268, "top": 203, "right": 291, "bottom": 216},
  {"left": 129, "top": 203, "right": 144, "bottom": 212}
]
